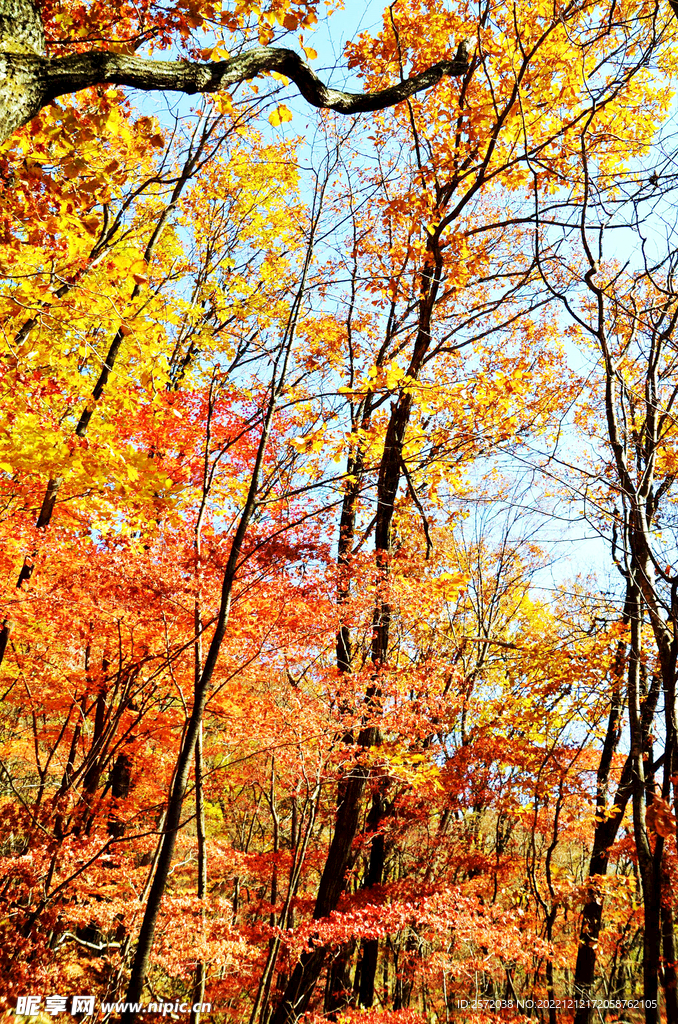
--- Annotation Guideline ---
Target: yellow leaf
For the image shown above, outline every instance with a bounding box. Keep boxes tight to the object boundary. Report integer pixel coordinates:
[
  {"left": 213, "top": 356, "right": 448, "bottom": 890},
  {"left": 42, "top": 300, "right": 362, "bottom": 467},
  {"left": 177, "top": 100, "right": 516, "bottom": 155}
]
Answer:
[{"left": 269, "top": 104, "right": 293, "bottom": 127}]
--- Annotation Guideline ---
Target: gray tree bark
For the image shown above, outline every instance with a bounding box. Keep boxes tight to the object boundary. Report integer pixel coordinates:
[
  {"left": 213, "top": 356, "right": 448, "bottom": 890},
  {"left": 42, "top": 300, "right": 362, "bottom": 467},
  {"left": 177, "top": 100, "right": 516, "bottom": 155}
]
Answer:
[{"left": 0, "top": 1, "right": 470, "bottom": 143}]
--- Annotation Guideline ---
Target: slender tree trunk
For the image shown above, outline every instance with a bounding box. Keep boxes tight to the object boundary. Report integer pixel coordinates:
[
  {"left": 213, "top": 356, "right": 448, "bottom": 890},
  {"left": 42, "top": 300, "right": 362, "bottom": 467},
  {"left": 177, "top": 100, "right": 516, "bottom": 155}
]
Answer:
[
  {"left": 268, "top": 754, "right": 376, "bottom": 1024},
  {"left": 190, "top": 722, "right": 207, "bottom": 1022},
  {"left": 121, "top": 577, "right": 235, "bottom": 1021},
  {"left": 574, "top": 586, "right": 664, "bottom": 1020},
  {"left": 323, "top": 410, "right": 371, "bottom": 1020},
  {"left": 251, "top": 778, "right": 321, "bottom": 1024},
  {"left": 325, "top": 942, "right": 356, "bottom": 1017},
  {"left": 574, "top": 596, "right": 629, "bottom": 1017},
  {"left": 357, "top": 792, "right": 386, "bottom": 1008},
  {"left": 191, "top": 476, "right": 208, "bottom": 1024},
  {"left": 545, "top": 914, "right": 558, "bottom": 1024},
  {"left": 661, "top": 626, "right": 678, "bottom": 1024},
  {"left": 573, "top": 767, "right": 632, "bottom": 1017},
  {"left": 122, "top": 366, "right": 281, "bottom": 1023},
  {"left": 353, "top": 234, "right": 441, "bottom": 1010},
  {"left": 625, "top": 585, "right": 660, "bottom": 1024},
  {"left": 662, "top": 856, "right": 678, "bottom": 1024},
  {"left": 335, "top": 441, "right": 367, "bottom": 675},
  {"left": 271, "top": 222, "right": 441, "bottom": 1024},
  {"left": 393, "top": 930, "right": 417, "bottom": 1010}
]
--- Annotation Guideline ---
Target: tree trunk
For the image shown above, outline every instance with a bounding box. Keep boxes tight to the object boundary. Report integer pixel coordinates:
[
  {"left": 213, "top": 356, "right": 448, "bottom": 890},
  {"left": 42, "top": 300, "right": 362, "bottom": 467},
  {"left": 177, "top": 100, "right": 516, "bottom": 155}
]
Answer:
[
  {"left": 268, "top": 755, "right": 376, "bottom": 1024},
  {"left": 662, "top": 856, "right": 678, "bottom": 1024},
  {"left": 122, "top": 366, "right": 281, "bottom": 1022},
  {"left": 189, "top": 722, "right": 207, "bottom": 1024},
  {"left": 271, "top": 230, "right": 441, "bottom": 1022},
  {"left": 356, "top": 792, "right": 387, "bottom": 1008},
  {"left": 574, "top": 592, "right": 636, "bottom": 1018},
  {"left": 626, "top": 586, "right": 660, "bottom": 1024},
  {"left": 324, "top": 942, "right": 356, "bottom": 1018}
]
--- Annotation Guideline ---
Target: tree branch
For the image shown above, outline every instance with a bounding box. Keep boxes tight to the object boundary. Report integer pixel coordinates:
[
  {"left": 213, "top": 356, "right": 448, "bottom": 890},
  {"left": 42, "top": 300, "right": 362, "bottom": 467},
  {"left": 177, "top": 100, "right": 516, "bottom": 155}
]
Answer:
[{"left": 0, "top": 40, "right": 472, "bottom": 142}]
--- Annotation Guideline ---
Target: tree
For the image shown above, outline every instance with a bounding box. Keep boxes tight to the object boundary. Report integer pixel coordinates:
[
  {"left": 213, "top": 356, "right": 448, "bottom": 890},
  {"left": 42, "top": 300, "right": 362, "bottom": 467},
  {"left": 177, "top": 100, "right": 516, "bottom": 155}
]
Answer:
[
  {"left": 537, "top": 126, "right": 678, "bottom": 1019},
  {"left": 2, "top": 0, "right": 678, "bottom": 1017}
]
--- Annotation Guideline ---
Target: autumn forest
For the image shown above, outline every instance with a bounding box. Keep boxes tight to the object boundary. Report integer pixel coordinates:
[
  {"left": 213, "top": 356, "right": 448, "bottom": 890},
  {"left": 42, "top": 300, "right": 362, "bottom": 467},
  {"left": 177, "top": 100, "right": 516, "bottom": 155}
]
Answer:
[{"left": 3, "top": 0, "right": 678, "bottom": 1020}]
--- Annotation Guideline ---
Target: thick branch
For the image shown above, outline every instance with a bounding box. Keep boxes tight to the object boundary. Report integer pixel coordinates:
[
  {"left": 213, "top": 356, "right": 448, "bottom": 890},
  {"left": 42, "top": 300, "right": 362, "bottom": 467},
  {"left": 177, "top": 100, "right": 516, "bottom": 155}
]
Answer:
[
  {"left": 47, "top": 42, "right": 472, "bottom": 110},
  {"left": 0, "top": 40, "right": 471, "bottom": 142}
]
